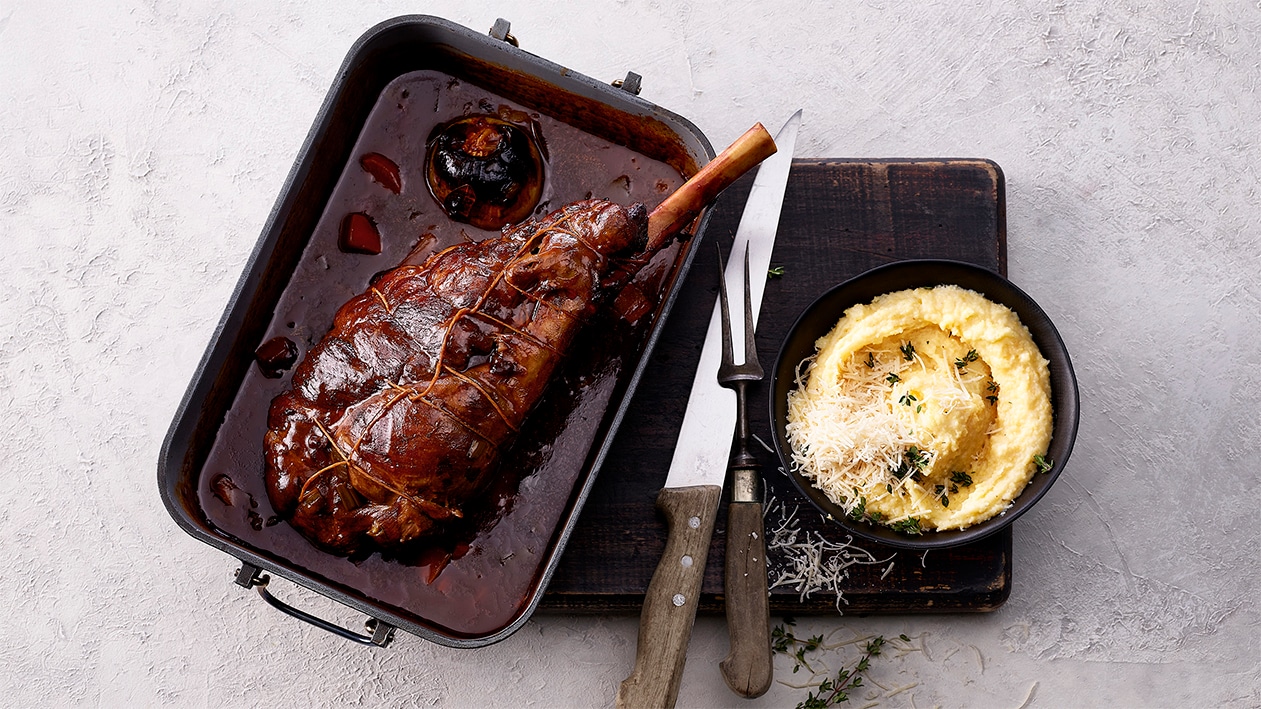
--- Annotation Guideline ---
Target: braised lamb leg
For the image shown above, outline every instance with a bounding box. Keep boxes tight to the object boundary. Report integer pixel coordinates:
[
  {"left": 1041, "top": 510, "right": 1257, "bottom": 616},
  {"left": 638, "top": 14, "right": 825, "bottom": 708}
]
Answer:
[{"left": 264, "top": 124, "right": 776, "bottom": 557}]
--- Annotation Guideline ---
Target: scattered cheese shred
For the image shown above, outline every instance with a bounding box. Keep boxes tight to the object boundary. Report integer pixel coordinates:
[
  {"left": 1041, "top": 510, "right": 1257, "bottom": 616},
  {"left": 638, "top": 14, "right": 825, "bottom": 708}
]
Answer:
[
  {"left": 886, "top": 682, "right": 920, "bottom": 698},
  {"left": 764, "top": 495, "right": 894, "bottom": 611},
  {"left": 1015, "top": 681, "right": 1039, "bottom": 709}
]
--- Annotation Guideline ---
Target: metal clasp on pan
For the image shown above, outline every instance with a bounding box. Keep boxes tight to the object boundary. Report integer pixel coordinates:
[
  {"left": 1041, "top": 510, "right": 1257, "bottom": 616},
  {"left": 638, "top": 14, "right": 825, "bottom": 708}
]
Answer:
[
  {"left": 613, "top": 72, "right": 643, "bottom": 96},
  {"left": 489, "top": 18, "right": 641, "bottom": 96},
  {"left": 490, "top": 18, "right": 519, "bottom": 47}
]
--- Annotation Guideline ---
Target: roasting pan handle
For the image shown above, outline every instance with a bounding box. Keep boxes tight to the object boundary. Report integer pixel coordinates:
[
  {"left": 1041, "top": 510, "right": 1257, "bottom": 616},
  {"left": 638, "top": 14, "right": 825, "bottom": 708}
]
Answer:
[{"left": 235, "top": 563, "right": 396, "bottom": 647}]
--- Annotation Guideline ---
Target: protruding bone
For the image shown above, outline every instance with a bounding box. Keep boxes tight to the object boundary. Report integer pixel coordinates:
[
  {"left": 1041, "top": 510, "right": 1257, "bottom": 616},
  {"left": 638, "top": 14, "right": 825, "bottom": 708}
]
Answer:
[{"left": 646, "top": 123, "right": 777, "bottom": 249}]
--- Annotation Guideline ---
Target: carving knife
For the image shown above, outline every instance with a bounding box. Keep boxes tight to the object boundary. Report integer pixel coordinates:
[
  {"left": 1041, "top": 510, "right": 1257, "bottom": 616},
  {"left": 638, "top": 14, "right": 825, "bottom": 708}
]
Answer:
[{"left": 616, "top": 110, "right": 802, "bottom": 709}]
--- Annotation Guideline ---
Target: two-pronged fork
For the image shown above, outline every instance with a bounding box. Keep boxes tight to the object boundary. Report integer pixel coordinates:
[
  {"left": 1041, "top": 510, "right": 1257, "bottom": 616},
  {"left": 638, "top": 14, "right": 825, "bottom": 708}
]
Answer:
[{"left": 715, "top": 244, "right": 772, "bottom": 698}]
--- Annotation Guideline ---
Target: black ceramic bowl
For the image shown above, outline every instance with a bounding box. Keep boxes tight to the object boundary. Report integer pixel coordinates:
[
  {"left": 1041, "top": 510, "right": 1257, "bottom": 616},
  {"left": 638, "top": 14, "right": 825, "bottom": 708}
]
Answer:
[{"left": 769, "top": 260, "right": 1079, "bottom": 549}]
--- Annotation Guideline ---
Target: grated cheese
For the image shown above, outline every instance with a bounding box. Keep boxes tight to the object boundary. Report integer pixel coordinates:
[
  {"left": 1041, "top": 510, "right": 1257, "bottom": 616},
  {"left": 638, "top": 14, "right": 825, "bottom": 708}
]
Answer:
[
  {"left": 764, "top": 494, "right": 894, "bottom": 612},
  {"left": 785, "top": 338, "right": 982, "bottom": 524}
]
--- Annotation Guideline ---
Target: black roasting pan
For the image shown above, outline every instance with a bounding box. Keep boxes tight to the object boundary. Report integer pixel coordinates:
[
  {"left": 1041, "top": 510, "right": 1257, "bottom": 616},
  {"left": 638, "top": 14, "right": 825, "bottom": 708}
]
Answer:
[{"left": 158, "top": 15, "right": 715, "bottom": 649}]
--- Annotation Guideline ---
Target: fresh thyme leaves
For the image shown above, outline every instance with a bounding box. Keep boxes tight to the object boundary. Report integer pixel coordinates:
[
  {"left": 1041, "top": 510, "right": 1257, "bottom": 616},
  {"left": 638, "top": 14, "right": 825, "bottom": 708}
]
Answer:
[
  {"left": 899, "top": 342, "right": 916, "bottom": 361},
  {"left": 892, "top": 444, "right": 933, "bottom": 476},
  {"left": 985, "top": 379, "right": 999, "bottom": 404},
  {"left": 864, "top": 352, "right": 876, "bottom": 369},
  {"left": 946, "top": 470, "right": 973, "bottom": 495},
  {"left": 846, "top": 493, "right": 868, "bottom": 522},
  {"left": 889, "top": 517, "right": 924, "bottom": 536},
  {"left": 930, "top": 485, "right": 950, "bottom": 507},
  {"left": 1034, "top": 453, "right": 1053, "bottom": 474},
  {"left": 771, "top": 619, "right": 824, "bottom": 674},
  {"left": 771, "top": 620, "right": 889, "bottom": 709},
  {"left": 955, "top": 348, "right": 979, "bottom": 370},
  {"left": 846, "top": 489, "right": 889, "bottom": 525},
  {"left": 885, "top": 372, "right": 901, "bottom": 385},
  {"left": 897, "top": 391, "right": 926, "bottom": 413},
  {"left": 794, "top": 636, "right": 886, "bottom": 709},
  {"left": 768, "top": 265, "right": 786, "bottom": 278},
  {"left": 908, "top": 446, "right": 929, "bottom": 470}
]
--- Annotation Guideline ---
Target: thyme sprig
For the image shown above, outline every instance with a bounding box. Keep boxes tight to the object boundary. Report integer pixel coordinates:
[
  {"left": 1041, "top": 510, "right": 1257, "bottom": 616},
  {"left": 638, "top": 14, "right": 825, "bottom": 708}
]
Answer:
[
  {"left": 1034, "top": 453, "right": 1053, "bottom": 474},
  {"left": 890, "top": 446, "right": 931, "bottom": 481},
  {"left": 794, "top": 636, "right": 886, "bottom": 709},
  {"left": 843, "top": 488, "right": 886, "bottom": 524},
  {"left": 955, "top": 348, "right": 979, "bottom": 370},
  {"left": 770, "top": 619, "right": 890, "bottom": 708},
  {"left": 890, "top": 517, "right": 924, "bottom": 536},
  {"left": 771, "top": 618, "right": 824, "bottom": 674},
  {"left": 948, "top": 470, "right": 974, "bottom": 495},
  {"left": 845, "top": 492, "right": 868, "bottom": 522},
  {"left": 768, "top": 265, "right": 786, "bottom": 278}
]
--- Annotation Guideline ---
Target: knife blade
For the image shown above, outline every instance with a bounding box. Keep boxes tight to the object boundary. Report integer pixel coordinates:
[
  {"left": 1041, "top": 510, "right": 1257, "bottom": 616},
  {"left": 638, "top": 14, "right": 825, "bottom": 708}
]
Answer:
[{"left": 616, "top": 111, "right": 802, "bottom": 709}]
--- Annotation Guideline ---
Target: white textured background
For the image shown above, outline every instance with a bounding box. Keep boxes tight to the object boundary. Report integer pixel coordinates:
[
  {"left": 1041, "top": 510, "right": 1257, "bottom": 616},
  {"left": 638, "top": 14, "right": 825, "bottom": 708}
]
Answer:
[{"left": 2, "top": 1, "right": 1258, "bottom": 706}]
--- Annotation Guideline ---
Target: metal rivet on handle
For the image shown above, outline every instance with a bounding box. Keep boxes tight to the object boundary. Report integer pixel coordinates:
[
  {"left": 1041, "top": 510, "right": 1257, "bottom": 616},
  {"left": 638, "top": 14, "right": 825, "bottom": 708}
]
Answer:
[
  {"left": 688, "top": 516, "right": 700, "bottom": 529},
  {"left": 680, "top": 555, "right": 693, "bottom": 568},
  {"left": 672, "top": 594, "right": 686, "bottom": 607}
]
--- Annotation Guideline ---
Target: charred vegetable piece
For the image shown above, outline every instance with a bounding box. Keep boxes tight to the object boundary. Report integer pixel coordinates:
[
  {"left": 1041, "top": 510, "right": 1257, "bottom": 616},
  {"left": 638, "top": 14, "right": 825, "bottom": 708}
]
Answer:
[
  {"left": 425, "top": 115, "right": 545, "bottom": 230},
  {"left": 210, "top": 474, "right": 241, "bottom": 506},
  {"left": 339, "top": 212, "right": 382, "bottom": 255},
  {"left": 359, "top": 152, "right": 402, "bottom": 194},
  {"left": 255, "top": 336, "right": 299, "bottom": 378}
]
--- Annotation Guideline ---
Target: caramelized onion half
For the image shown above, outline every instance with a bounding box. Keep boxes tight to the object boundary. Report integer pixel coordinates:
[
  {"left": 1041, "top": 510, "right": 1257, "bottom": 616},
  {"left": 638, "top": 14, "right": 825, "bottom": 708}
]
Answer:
[{"left": 425, "top": 115, "right": 545, "bottom": 230}]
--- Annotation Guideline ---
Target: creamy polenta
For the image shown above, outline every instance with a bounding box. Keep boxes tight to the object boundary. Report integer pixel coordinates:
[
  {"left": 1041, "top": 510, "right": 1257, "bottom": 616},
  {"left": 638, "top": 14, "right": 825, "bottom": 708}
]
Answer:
[{"left": 785, "top": 285, "right": 1052, "bottom": 533}]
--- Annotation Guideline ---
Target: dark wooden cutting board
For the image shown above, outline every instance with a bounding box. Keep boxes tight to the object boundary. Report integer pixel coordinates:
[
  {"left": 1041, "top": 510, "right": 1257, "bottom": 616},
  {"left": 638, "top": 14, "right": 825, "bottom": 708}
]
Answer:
[{"left": 540, "top": 159, "right": 1010, "bottom": 614}]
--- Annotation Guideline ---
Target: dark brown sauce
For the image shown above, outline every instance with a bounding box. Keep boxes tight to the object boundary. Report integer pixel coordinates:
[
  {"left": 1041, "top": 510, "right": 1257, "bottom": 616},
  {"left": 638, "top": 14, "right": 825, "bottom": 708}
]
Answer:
[{"left": 198, "top": 70, "right": 685, "bottom": 637}]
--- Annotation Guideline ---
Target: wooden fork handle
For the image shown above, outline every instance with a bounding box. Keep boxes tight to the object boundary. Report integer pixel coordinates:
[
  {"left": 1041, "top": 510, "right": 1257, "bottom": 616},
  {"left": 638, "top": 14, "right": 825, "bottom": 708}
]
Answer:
[{"left": 720, "top": 466, "right": 772, "bottom": 698}]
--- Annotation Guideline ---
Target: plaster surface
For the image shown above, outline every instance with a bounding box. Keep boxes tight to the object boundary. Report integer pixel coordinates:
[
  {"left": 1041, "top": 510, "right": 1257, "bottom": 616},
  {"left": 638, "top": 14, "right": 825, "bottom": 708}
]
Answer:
[{"left": 1, "top": 1, "right": 1258, "bottom": 706}]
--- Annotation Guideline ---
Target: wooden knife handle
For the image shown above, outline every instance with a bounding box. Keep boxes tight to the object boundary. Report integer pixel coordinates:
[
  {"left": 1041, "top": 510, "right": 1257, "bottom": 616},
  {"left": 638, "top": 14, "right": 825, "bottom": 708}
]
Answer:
[
  {"left": 617, "top": 484, "right": 722, "bottom": 709},
  {"left": 720, "top": 499, "right": 773, "bottom": 698}
]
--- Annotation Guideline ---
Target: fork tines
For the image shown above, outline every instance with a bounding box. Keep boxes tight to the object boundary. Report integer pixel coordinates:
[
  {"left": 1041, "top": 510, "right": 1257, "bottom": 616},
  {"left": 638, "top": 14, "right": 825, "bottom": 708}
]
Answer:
[{"left": 716, "top": 243, "right": 765, "bottom": 384}]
